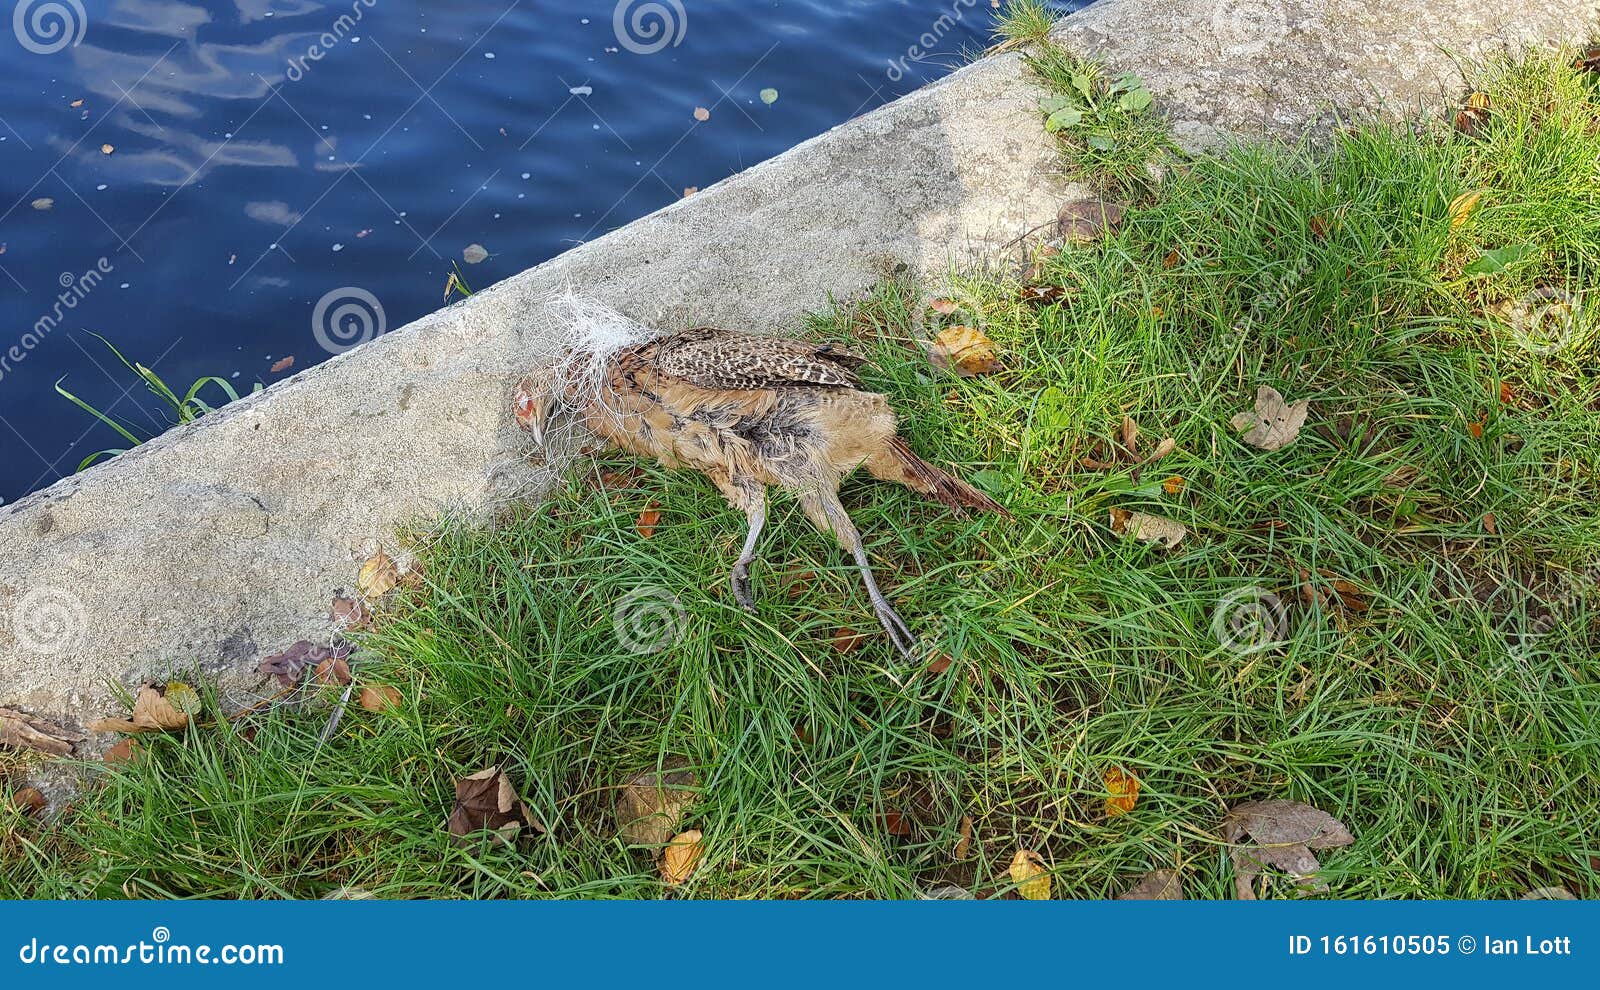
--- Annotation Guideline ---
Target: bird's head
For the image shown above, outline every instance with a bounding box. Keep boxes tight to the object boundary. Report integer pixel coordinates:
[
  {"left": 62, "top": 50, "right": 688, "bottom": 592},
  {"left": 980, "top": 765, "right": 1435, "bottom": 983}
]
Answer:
[{"left": 513, "top": 373, "right": 559, "bottom": 446}]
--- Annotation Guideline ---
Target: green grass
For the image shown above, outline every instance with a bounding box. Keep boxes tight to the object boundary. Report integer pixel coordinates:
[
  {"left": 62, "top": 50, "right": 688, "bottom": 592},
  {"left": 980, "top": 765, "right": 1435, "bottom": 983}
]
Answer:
[
  {"left": 4, "top": 47, "right": 1598, "bottom": 900},
  {"left": 994, "top": 0, "right": 1056, "bottom": 47}
]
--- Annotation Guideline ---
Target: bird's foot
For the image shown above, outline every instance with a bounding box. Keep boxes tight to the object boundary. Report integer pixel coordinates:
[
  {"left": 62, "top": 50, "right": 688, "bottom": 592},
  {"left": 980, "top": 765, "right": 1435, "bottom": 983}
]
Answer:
[
  {"left": 731, "top": 561, "right": 757, "bottom": 614},
  {"left": 870, "top": 593, "right": 919, "bottom": 659}
]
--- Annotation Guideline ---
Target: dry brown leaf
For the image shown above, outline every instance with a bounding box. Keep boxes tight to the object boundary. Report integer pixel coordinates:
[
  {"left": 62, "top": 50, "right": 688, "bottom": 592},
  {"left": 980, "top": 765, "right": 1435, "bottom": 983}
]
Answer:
[
  {"left": 1118, "top": 416, "right": 1140, "bottom": 457},
  {"left": 1009, "top": 848, "right": 1051, "bottom": 899},
  {"left": 447, "top": 766, "right": 540, "bottom": 845},
  {"left": 1057, "top": 198, "right": 1125, "bottom": 242},
  {"left": 1104, "top": 765, "right": 1140, "bottom": 817},
  {"left": 615, "top": 759, "right": 699, "bottom": 847},
  {"left": 926, "top": 653, "right": 953, "bottom": 676},
  {"left": 1162, "top": 475, "right": 1186, "bottom": 495},
  {"left": 0, "top": 707, "right": 83, "bottom": 757},
  {"left": 927, "top": 324, "right": 998, "bottom": 377},
  {"left": 881, "top": 809, "right": 913, "bottom": 836},
  {"left": 1482, "top": 512, "right": 1497, "bottom": 535},
  {"left": 358, "top": 551, "right": 400, "bottom": 600},
  {"left": 103, "top": 738, "right": 140, "bottom": 763},
  {"left": 314, "top": 656, "right": 353, "bottom": 687},
  {"left": 270, "top": 355, "right": 295, "bottom": 373},
  {"left": 661, "top": 829, "right": 704, "bottom": 885},
  {"left": 134, "top": 682, "right": 198, "bottom": 731},
  {"left": 832, "top": 627, "right": 868, "bottom": 654},
  {"left": 635, "top": 503, "right": 663, "bottom": 539},
  {"left": 100, "top": 143, "right": 114, "bottom": 155},
  {"left": 1455, "top": 91, "right": 1491, "bottom": 137},
  {"left": 1231, "top": 386, "right": 1310, "bottom": 451},
  {"left": 1109, "top": 509, "right": 1186, "bottom": 549},
  {"left": 953, "top": 815, "right": 974, "bottom": 861},
  {"left": 9, "top": 787, "right": 46, "bottom": 817},
  {"left": 1224, "top": 799, "right": 1354, "bottom": 899},
  {"left": 331, "top": 595, "right": 372, "bottom": 632},
  {"left": 1298, "top": 569, "right": 1369, "bottom": 613},
  {"left": 256, "top": 640, "right": 353, "bottom": 690},
  {"left": 358, "top": 684, "right": 403, "bottom": 712},
  {"left": 692, "top": 106, "right": 710, "bottom": 121},
  {"left": 1117, "top": 868, "right": 1184, "bottom": 900},
  {"left": 682, "top": 186, "right": 698, "bottom": 197}
]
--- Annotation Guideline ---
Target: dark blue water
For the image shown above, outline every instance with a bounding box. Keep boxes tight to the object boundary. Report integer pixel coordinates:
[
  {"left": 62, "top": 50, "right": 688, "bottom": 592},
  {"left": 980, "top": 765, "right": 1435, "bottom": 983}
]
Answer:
[{"left": 0, "top": 0, "right": 1078, "bottom": 505}]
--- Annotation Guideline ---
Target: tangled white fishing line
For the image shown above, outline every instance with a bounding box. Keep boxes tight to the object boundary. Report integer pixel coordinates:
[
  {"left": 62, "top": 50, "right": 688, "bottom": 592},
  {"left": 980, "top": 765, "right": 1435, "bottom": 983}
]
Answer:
[{"left": 518, "top": 290, "right": 670, "bottom": 448}]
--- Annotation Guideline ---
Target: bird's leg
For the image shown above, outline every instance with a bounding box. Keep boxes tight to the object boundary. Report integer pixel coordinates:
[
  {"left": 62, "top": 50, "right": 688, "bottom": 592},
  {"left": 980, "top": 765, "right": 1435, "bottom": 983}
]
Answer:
[
  {"left": 803, "top": 488, "right": 918, "bottom": 659},
  {"left": 731, "top": 488, "right": 767, "bottom": 613}
]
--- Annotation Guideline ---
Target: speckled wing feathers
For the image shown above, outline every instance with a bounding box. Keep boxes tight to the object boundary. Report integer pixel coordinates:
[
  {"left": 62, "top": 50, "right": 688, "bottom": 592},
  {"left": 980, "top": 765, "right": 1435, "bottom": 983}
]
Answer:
[{"left": 651, "top": 327, "right": 868, "bottom": 390}]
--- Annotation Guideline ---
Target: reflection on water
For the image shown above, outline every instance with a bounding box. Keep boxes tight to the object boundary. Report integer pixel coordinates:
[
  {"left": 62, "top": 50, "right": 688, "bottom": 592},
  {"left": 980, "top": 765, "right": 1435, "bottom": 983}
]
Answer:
[{"left": 0, "top": 0, "right": 1081, "bottom": 503}]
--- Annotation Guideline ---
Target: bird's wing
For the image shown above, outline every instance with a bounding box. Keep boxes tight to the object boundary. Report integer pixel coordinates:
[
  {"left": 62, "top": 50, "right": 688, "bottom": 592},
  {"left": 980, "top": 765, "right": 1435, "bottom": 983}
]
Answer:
[{"left": 652, "top": 327, "right": 869, "bottom": 390}]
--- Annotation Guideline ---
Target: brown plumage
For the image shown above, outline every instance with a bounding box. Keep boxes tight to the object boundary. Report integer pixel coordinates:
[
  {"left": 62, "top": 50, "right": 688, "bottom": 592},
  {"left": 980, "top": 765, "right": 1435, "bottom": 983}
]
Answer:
[{"left": 518, "top": 325, "right": 1007, "bottom": 656}]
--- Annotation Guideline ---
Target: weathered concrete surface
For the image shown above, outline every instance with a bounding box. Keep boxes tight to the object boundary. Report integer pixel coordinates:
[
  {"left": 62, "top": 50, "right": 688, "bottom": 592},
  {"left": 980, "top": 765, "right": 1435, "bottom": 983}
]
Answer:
[
  {"left": 1059, "top": 0, "right": 1594, "bottom": 152},
  {"left": 0, "top": 0, "right": 1594, "bottom": 736}
]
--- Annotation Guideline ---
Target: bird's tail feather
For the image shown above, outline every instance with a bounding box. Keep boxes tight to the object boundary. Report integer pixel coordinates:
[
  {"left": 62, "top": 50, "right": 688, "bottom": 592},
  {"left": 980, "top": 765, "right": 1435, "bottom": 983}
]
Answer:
[{"left": 872, "top": 437, "right": 1012, "bottom": 518}]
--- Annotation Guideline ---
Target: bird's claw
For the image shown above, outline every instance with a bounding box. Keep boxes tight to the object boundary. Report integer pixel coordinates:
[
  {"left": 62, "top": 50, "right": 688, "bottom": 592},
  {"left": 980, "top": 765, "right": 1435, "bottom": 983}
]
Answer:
[{"left": 872, "top": 597, "right": 919, "bottom": 659}]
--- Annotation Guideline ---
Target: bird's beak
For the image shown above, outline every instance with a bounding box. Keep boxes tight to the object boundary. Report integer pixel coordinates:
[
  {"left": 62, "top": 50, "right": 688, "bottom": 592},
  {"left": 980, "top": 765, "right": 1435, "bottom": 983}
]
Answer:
[{"left": 513, "top": 376, "right": 547, "bottom": 445}]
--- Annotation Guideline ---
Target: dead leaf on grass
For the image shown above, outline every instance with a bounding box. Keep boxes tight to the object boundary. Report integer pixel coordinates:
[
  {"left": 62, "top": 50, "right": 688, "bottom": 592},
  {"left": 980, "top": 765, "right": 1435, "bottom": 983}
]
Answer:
[
  {"left": 1231, "top": 386, "right": 1310, "bottom": 451},
  {"left": 927, "top": 324, "right": 999, "bottom": 377},
  {"left": 1109, "top": 508, "right": 1187, "bottom": 549},
  {"left": 103, "top": 738, "right": 140, "bottom": 763},
  {"left": 1009, "top": 848, "right": 1052, "bottom": 899},
  {"left": 1117, "top": 868, "right": 1184, "bottom": 900},
  {"left": 0, "top": 707, "right": 83, "bottom": 757},
  {"left": 331, "top": 595, "right": 372, "bottom": 632},
  {"left": 91, "top": 682, "right": 201, "bottom": 734},
  {"left": 661, "top": 829, "right": 704, "bottom": 885},
  {"left": 1056, "top": 198, "right": 1125, "bottom": 242},
  {"left": 1447, "top": 190, "right": 1482, "bottom": 230},
  {"left": 635, "top": 502, "right": 663, "bottom": 538},
  {"left": 255, "top": 640, "right": 353, "bottom": 690},
  {"left": 1298, "top": 569, "right": 1370, "bottom": 613},
  {"left": 953, "top": 815, "right": 974, "bottom": 861},
  {"left": 9, "top": 787, "right": 46, "bottom": 817},
  {"left": 358, "top": 684, "right": 403, "bottom": 712},
  {"left": 447, "top": 766, "right": 541, "bottom": 845},
  {"left": 615, "top": 759, "right": 699, "bottom": 847},
  {"left": 358, "top": 551, "right": 401, "bottom": 600},
  {"left": 1104, "top": 765, "right": 1140, "bottom": 817},
  {"left": 1223, "top": 798, "right": 1354, "bottom": 899}
]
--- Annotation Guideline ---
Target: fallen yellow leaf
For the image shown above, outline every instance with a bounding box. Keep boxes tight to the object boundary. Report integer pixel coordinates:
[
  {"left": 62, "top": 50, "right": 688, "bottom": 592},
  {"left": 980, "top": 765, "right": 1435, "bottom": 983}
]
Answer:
[
  {"left": 358, "top": 551, "right": 400, "bottom": 600},
  {"left": 661, "top": 829, "right": 704, "bottom": 885},
  {"left": 1009, "top": 848, "right": 1051, "bottom": 899},
  {"left": 1447, "top": 190, "right": 1482, "bottom": 230},
  {"left": 1104, "top": 765, "right": 1140, "bottom": 817},
  {"left": 927, "top": 324, "right": 998, "bottom": 377}
]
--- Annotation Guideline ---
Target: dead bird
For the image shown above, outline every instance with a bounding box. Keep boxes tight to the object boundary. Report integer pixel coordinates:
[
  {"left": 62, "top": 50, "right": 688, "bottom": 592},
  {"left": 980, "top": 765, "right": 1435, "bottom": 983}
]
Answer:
[{"left": 515, "top": 296, "right": 1008, "bottom": 656}]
